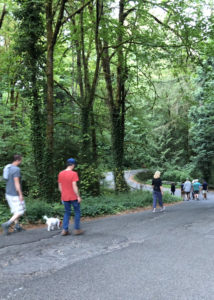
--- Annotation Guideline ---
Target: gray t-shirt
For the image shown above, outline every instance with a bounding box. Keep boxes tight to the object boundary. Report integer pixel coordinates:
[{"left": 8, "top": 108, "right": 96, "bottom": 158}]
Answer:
[
  {"left": 6, "top": 165, "right": 21, "bottom": 196},
  {"left": 183, "top": 180, "right": 191, "bottom": 192}
]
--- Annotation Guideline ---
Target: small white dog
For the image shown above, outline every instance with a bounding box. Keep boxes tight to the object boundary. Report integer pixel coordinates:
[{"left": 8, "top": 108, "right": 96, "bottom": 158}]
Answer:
[{"left": 43, "top": 215, "right": 61, "bottom": 231}]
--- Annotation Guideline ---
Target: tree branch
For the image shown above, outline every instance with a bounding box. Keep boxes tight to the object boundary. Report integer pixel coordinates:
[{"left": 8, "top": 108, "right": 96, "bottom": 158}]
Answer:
[
  {"left": 123, "top": 7, "right": 136, "bottom": 20},
  {"left": 62, "top": 0, "right": 93, "bottom": 25},
  {"left": 147, "top": 12, "right": 183, "bottom": 42},
  {"left": 52, "top": 0, "right": 68, "bottom": 47},
  {"left": 55, "top": 121, "right": 80, "bottom": 129},
  {"left": 54, "top": 79, "right": 78, "bottom": 104},
  {"left": 0, "top": 4, "right": 7, "bottom": 29}
]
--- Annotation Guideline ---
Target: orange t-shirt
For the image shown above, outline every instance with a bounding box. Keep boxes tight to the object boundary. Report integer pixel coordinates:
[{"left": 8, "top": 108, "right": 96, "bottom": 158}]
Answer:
[{"left": 58, "top": 170, "right": 79, "bottom": 201}]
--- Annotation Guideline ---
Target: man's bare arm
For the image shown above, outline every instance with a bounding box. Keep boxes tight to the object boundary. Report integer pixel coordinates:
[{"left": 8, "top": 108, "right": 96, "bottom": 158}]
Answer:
[
  {"left": 72, "top": 181, "right": 81, "bottom": 203},
  {"left": 14, "top": 177, "right": 23, "bottom": 201}
]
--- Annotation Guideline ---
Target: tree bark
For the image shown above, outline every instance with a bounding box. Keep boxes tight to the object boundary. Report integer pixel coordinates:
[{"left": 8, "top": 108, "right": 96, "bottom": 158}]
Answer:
[
  {"left": 0, "top": 4, "right": 6, "bottom": 29},
  {"left": 72, "top": 1, "right": 103, "bottom": 195},
  {"left": 101, "top": 0, "right": 129, "bottom": 192},
  {"left": 45, "top": 0, "right": 67, "bottom": 201}
]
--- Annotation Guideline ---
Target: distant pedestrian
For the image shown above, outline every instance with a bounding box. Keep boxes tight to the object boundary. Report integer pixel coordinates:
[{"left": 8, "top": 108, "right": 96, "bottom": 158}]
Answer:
[
  {"left": 1, "top": 154, "right": 26, "bottom": 235},
  {"left": 191, "top": 180, "right": 196, "bottom": 199},
  {"left": 202, "top": 180, "right": 208, "bottom": 200},
  {"left": 58, "top": 158, "right": 84, "bottom": 236},
  {"left": 181, "top": 181, "right": 185, "bottom": 199},
  {"left": 152, "top": 171, "right": 165, "bottom": 213},
  {"left": 193, "top": 179, "right": 201, "bottom": 200},
  {"left": 171, "top": 182, "right": 176, "bottom": 195},
  {"left": 183, "top": 178, "right": 192, "bottom": 201}
]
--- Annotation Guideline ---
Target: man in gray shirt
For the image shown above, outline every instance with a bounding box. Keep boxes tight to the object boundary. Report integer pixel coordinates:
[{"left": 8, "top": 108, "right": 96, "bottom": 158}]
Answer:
[
  {"left": 183, "top": 178, "right": 192, "bottom": 201},
  {"left": 1, "top": 154, "right": 26, "bottom": 235}
]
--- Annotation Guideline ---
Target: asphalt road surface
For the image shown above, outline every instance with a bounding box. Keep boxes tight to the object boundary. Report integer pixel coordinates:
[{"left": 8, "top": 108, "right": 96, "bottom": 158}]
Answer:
[
  {"left": 1, "top": 194, "right": 214, "bottom": 300},
  {"left": 104, "top": 169, "right": 181, "bottom": 196}
]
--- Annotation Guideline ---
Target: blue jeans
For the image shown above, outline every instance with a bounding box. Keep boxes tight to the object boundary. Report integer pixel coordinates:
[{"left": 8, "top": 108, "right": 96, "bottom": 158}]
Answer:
[
  {"left": 153, "top": 191, "right": 163, "bottom": 208},
  {"left": 63, "top": 200, "right": 81, "bottom": 231}
]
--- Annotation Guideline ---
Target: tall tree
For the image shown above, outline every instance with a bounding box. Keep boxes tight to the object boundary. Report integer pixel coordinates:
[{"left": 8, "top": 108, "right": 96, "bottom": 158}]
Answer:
[
  {"left": 101, "top": 0, "right": 134, "bottom": 192},
  {"left": 14, "top": 0, "right": 46, "bottom": 196},
  {"left": 72, "top": 0, "right": 103, "bottom": 194},
  {"left": 44, "top": 0, "right": 67, "bottom": 200}
]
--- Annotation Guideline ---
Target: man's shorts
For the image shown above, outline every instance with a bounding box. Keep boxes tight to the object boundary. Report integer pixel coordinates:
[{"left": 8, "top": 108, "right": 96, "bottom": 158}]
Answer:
[
  {"left": 194, "top": 190, "right": 199, "bottom": 195},
  {"left": 202, "top": 190, "right": 207, "bottom": 194},
  {"left": 5, "top": 194, "right": 26, "bottom": 215}
]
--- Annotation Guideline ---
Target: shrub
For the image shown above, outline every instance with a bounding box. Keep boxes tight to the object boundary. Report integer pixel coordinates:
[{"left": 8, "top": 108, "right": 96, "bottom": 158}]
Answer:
[
  {"left": 0, "top": 203, "right": 10, "bottom": 223},
  {"left": 135, "top": 170, "right": 154, "bottom": 182},
  {"left": 25, "top": 200, "right": 52, "bottom": 223},
  {"left": 162, "top": 169, "right": 192, "bottom": 183}
]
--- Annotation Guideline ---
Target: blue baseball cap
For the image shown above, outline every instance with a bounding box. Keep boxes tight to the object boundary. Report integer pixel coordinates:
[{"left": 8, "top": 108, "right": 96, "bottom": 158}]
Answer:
[{"left": 67, "top": 158, "right": 77, "bottom": 166}]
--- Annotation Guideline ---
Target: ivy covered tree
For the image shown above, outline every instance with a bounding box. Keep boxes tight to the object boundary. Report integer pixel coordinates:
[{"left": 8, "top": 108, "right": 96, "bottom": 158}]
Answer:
[{"left": 14, "top": 0, "right": 46, "bottom": 198}]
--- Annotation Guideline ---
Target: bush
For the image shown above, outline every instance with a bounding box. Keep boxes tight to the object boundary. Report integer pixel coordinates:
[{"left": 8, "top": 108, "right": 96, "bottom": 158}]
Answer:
[
  {"left": 0, "top": 203, "right": 10, "bottom": 223},
  {"left": 25, "top": 200, "right": 53, "bottom": 223},
  {"left": 162, "top": 169, "right": 192, "bottom": 183},
  {"left": 135, "top": 170, "right": 154, "bottom": 182},
  {"left": 80, "top": 190, "right": 180, "bottom": 217}
]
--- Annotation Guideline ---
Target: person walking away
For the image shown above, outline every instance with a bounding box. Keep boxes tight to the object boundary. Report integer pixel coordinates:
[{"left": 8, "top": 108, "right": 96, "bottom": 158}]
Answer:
[
  {"left": 181, "top": 181, "right": 185, "bottom": 199},
  {"left": 58, "top": 158, "right": 84, "bottom": 236},
  {"left": 183, "top": 178, "right": 192, "bottom": 201},
  {"left": 191, "top": 180, "right": 195, "bottom": 199},
  {"left": 170, "top": 182, "right": 176, "bottom": 195},
  {"left": 152, "top": 171, "right": 165, "bottom": 213},
  {"left": 1, "top": 154, "right": 25, "bottom": 235},
  {"left": 193, "top": 179, "right": 201, "bottom": 200},
  {"left": 202, "top": 180, "right": 208, "bottom": 200}
]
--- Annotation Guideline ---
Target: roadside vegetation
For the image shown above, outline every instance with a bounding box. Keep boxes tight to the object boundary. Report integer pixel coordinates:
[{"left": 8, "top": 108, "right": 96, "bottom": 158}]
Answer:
[{"left": 0, "top": 191, "right": 181, "bottom": 224}]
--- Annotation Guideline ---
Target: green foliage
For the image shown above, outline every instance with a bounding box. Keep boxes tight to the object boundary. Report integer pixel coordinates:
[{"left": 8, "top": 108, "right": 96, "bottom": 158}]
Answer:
[
  {"left": 189, "top": 58, "right": 214, "bottom": 183},
  {"left": 0, "top": 200, "right": 65, "bottom": 224},
  {"left": 162, "top": 169, "right": 192, "bottom": 183},
  {"left": 135, "top": 170, "right": 154, "bottom": 182},
  {"left": 14, "top": 0, "right": 46, "bottom": 197},
  {"left": 0, "top": 203, "right": 10, "bottom": 223},
  {"left": 24, "top": 200, "right": 53, "bottom": 223},
  {"left": 81, "top": 191, "right": 180, "bottom": 217},
  {"left": 0, "top": 0, "right": 214, "bottom": 198},
  {"left": 78, "top": 163, "right": 101, "bottom": 196}
]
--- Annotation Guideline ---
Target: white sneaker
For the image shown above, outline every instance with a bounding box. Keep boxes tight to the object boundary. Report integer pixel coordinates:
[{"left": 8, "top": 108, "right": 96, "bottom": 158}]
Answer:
[
  {"left": 152, "top": 208, "right": 156, "bottom": 213},
  {"left": 160, "top": 206, "right": 165, "bottom": 212}
]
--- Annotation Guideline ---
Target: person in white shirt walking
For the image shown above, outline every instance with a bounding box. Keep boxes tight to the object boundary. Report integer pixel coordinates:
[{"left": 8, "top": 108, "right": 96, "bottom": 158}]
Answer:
[
  {"left": 1, "top": 155, "right": 25, "bottom": 235},
  {"left": 183, "top": 179, "right": 192, "bottom": 201}
]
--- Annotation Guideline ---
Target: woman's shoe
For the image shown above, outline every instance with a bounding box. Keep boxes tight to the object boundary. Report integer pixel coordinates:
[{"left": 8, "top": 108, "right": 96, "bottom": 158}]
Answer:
[{"left": 160, "top": 206, "right": 165, "bottom": 212}]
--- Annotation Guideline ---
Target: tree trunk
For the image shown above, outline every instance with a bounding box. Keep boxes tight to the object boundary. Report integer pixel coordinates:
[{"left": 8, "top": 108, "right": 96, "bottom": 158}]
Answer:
[
  {"left": 0, "top": 4, "right": 6, "bottom": 29},
  {"left": 72, "top": 2, "right": 103, "bottom": 195},
  {"left": 101, "top": 14, "right": 129, "bottom": 192},
  {"left": 31, "top": 70, "right": 45, "bottom": 196},
  {"left": 80, "top": 106, "right": 92, "bottom": 163},
  {"left": 45, "top": 0, "right": 55, "bottom": 201}
]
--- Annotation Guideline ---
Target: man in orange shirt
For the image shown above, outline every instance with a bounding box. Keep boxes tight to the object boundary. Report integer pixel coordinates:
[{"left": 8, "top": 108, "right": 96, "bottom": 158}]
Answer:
[{"left": 58, "top": 158, "right": 84, "bottom": 236}]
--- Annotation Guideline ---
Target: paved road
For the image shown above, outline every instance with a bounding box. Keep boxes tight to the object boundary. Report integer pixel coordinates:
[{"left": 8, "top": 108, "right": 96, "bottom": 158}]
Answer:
[
  {"left": 1, "top": 195, "right": 214, "bottom": 300},
  {"left": 105, "top": 169, "right": 181, "bottom": 196}
]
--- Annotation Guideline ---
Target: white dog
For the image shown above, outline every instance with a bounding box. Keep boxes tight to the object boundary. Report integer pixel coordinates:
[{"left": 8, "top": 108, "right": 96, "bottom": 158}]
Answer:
[{"left": 43, "top": 215, "right": 61, "bottom": 231}]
